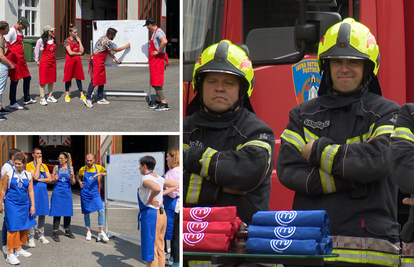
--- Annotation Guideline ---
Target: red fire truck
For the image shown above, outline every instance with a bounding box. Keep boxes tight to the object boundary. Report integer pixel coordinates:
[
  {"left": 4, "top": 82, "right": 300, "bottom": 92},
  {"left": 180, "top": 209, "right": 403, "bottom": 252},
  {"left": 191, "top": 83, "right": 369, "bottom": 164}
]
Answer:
[{"left": 183, "top": 0, "right": 412, "bottom": 220}]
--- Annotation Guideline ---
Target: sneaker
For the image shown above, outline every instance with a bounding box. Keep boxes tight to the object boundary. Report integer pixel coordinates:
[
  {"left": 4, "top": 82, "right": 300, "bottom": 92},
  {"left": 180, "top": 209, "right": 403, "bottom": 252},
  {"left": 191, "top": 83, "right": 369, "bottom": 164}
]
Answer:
[
  {"left": 80, "top": 94, "right": 86, "bottom": 101},
  {"left": 38, "top": 236, "right": 50, "bottom": 244},
  {"left": 65, "top": 95, "right": 71, "bottom": 103},
  {"left": 85, "top": 231, "right": 91, "bottom": 241},
  {"left": 40, "top": 98, "right": 47, "bottom": 106},
  {"left": 85, "top": 99, "right": 93, "bottom": 108},
  {"left": 27, "top": 238, "right": 35, "bottom": 247},
  {"left": 15, "top": 248, "right": 31, "bottom": 257},
  {"left": 0, "top": 108, "right": 10, "bottom": 115},
  {"left": 98, "top": 231, "right": 109, "bottom": 242},
  {"left": 154, "top": 103, "right": 169, "bottom": 111},
  {"left": 2, "top": 245, "right": 8, "bottom": 254},
  {"left": 148, "top": 100, "right": 161, "bottom": 109},
  {"left": 52, "top": 231, "right": 60, "bottom": 242},
  {"left": 10, "top": 103, "right": 23, "bottom": 110},
  {"left": 65, "top": 229, "right": 75, "bottom": 239},
  {"left": 165, "top": 260, "right": 173, "bottom": 266},
  {"left": 0, "top": 115, "right": 6, "bottom": 121},
  {"left": 23, "top": 98, "right": 36, "bottom": 105},
  {"left": 6, "top": 253, "right": 20, "bottom": 265},
  {"left": 47, "top": 96, "right": 58, "bottom": 103},
  {"left": 97, "top": 98, "right": 110, "bottom": 104}
]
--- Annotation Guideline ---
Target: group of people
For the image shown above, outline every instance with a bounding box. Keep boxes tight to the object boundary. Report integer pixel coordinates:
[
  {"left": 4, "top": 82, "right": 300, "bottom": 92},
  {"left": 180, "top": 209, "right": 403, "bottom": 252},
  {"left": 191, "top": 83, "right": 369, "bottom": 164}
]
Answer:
[
  {"left": 0, "top": 149, "right": 111, "bottom": 265},
  {"left": 183, "top": 18, "right": 414, "bottom": 267},
  {"left": 0, "top": 17, "right": 170, "bottom": 121}
]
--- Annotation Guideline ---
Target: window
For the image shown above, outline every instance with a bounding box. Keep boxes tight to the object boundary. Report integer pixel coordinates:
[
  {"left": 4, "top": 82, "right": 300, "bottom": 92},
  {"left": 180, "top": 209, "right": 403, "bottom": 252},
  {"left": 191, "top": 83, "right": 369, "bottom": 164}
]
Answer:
[{"left": 18, "top": 0, "right": 38, "bottom": 36}]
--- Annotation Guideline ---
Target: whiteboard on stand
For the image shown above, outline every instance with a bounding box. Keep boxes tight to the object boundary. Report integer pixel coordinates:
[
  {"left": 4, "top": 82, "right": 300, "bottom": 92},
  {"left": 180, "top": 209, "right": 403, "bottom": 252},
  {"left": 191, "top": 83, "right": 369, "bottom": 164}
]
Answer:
[
  {"left": 92, "top": 20, "right": 149, "bottom": 66},
  {"left": 106, "top": 152, "right": 165, "bottom": 203}
]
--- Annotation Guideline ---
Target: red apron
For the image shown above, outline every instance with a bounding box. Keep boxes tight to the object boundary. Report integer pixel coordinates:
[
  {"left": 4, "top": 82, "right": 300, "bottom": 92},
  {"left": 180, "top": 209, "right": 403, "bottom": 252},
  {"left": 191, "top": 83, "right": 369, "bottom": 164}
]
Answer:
[
  {"left": 149, "top": 28, "right": 169, "bottom": 86},
  {"left": 39, "top": 42, "right": 56, "bottom": 84},
  {"left": 89, "top": 49, "right": 108, "bottom": 87},
  {"left": 10, "top": 26, "right": 30, "bottom": 80},
  {"left": 2, "top": 36, "right": 18, "bottom": 81},
  {"left": 63, "top": 38, "right": 85, "bottom": 82}
]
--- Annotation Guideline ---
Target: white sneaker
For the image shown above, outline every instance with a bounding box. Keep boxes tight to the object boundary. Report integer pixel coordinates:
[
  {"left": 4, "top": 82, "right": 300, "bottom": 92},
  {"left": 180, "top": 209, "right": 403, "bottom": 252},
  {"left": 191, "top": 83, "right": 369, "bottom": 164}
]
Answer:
[
  {"left": 2, "top": 245, "right": 8, "bottom": 254},
  {"left": 98, "top": 231, "right": 109, "bottom": 242},
  {"left": 85, "top": 231, "right": 91, "bottom": 241},
  {"left": 97, "top": 98, "right": 110, "bottom": 104},
  {"left": 15, "top": 248, "right": 31, "bottom": 257},
  {"left": 40, "top": 98, "right": 48, "bottom": 106},
  {"left": 6, "top": 253, "right": 20, "bottom": 265},
  {"left": 85, "top": 99, "right": 93, "bottom": 108},
  {"left": 38, "top": 236, "right": 50, "bottom": 244},
  {"left": 27, "top": 238, "right": 35, "bottom": 247},
  {"left": 10, "top": 103, "right": 23, "bottom": 110},
  {"left": 23, "top": 98, "right": 36, "bottom": 105},
  {"left": 47, "top": 96, "right": 58, "bottom": 103}
]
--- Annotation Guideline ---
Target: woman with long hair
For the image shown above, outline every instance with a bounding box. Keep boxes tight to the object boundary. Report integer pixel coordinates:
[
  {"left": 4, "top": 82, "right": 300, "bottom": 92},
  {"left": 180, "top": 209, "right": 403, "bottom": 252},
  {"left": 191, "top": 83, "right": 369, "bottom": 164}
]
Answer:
[
  {"left": 49, "top": 152, "right": 76, "bottom": 242},
  {"left": 164, "top": 148, "right": 180, "bottom": 267},
  {"left": 0, "top": 21, "right": 15, "bottom": 121},
  {"left": 34, "top": 25, "right": 57, "bottom": 106},
  {"left": 62, "top": 24, "right": 86, "bottom": 103},
  {"left": 0, "top": 152, "right": 36, "bottom": 265}
]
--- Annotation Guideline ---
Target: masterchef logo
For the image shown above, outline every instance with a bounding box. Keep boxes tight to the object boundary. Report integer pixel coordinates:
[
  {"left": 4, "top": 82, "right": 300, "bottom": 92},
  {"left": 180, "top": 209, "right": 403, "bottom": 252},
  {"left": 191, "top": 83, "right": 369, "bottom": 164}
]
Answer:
[
  {"left": 187, "top": 222, "right": 209, "bottom": 233},
  {"left": 183, "top": 233, "right": 204, "bottom": 246},
  {"left": 275, "top": 211, "right": 297, "bottom": 226},
  {"left": 274, "top": 226, "right": 296, "bottom": 239},
  {"left": 189, "top": 207, "right": 211, "bottom": 221},
  {"left": 270, "top": 239, "right": 293, "bottom": 253}
]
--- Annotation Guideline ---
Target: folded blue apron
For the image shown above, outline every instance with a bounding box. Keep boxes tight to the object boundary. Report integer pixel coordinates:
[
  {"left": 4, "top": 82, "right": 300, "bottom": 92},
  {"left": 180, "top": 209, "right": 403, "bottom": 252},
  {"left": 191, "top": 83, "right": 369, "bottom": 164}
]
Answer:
[
  {"left": 246, "top": 237, "right": 333, "bottom": 255},
  {"left": 248, "top": 225, "right": 328, "bottom": 242}
]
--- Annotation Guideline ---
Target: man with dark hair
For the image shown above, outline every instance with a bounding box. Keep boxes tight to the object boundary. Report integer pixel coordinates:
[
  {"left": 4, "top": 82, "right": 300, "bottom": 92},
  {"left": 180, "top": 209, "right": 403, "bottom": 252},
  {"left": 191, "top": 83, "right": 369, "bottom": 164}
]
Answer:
[
  {"left": 4, "top": 17, "right": 36, "bottom": 110},
  {"left": 144, "top": 18, "right": 169, "bottom": 111},
  {"left": 0, "top": 148, "right": 21, "bottom": 254},
  {"left": 84, "top": 27, "right": 130, "bottom": 108},
  {"left": 139, "top": 155, "right": 156, "bottom": 170}
]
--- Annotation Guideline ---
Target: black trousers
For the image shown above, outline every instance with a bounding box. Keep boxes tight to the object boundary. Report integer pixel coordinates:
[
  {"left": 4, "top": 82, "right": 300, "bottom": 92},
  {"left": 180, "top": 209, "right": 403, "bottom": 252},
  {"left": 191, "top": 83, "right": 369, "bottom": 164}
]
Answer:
[{"left": 53, "top": 216, "right": 71, "bottom": 231}]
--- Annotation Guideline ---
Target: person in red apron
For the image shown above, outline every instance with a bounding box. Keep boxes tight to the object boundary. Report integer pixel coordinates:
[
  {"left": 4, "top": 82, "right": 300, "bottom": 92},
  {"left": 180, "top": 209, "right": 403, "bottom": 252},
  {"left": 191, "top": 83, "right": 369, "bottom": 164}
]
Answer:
[
  {"left": 34, "top": 25, "right": 57, "bottom": 106},
  {"left": 0, "top": 21, "right": 16, "bottom": 121},
  {"left": 76, "top": 153, "right": 108, "bottom": 242},
  {"left": 63, "top": 24, "right": 86, "bottom": 103},
  {"left": 144, "top": 18, "right": 170, "bottom": 111},
  {"left": 85, "top": 27, "right": 130, "bottom": 108},
  {"left": 4, "top": 17, "right": 36, "bottom": 110}
]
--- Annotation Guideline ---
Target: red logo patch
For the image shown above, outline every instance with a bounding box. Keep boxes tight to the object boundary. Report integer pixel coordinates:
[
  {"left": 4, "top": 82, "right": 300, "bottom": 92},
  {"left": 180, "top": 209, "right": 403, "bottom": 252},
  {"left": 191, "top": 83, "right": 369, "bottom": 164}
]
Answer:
[
  {"left": 239, "top": 58, "right": 251, "bottom": 70},
  {"left": 366, "top": 33, "right": 376, "bottom": 48},
  {"left": 190, "top": 207, "right": 211, "bottom": 221},
  {"left": 195, "top": 56, "right": 202, "bottom": 65},
  {"left": 183, "top": 233, "right": 204, "bottom": 246},
  {"left": 187, "top": 222, "right": 209, "bottom": 233}
]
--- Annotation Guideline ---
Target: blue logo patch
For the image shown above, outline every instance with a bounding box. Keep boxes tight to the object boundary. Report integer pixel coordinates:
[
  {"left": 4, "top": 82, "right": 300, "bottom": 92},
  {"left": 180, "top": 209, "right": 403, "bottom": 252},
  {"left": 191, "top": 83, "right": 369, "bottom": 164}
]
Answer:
[{"left": 292, "top": 59, "right": 322, "bottom": 104}]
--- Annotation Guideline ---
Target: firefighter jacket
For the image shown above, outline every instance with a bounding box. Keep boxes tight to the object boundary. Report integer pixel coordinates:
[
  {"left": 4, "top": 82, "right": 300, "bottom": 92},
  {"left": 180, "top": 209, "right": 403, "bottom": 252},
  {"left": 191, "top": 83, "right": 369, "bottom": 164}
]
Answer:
[
  {"left": 277, "top": 87, "right": 400, "bottom": 266},
  {"left": 183, "top": 107, "right": 275, "bottom": 224},
  {"left": 391, "top": 103, "right": 414, "bottom": 267}
]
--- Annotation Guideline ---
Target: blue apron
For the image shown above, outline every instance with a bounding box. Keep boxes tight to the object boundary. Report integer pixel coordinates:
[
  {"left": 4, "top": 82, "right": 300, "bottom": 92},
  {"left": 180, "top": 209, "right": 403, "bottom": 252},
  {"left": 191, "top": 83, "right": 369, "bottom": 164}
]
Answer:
[
  {"left": 32, "top": 162, "right": 49, "bottom": 216},
  {"left": 80, "top": 164, "right": 103, "bottom": 214},
  {"left": 137, "top": 184, "right": 157, "bottom": 262},
  {"left": 5, "top": 170, "right": 37, "bottom": 231},
  {"left": 163, "top": 195, "right": 177, "bottom": 240},
  {"left": 49, "top": 166, "right": 73, "bottom": 217}
]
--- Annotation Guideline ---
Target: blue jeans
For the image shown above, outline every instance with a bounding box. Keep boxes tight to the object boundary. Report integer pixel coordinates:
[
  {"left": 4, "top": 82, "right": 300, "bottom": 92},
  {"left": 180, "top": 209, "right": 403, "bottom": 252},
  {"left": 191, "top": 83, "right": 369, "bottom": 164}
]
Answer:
[
  {"left": 10, "top": 75, "right": 31, "bottom": 104},
  {"left": 84, "top": 209, "right": 105, "bottom": 228},
  {"left": 0, "top": 62, "right": 8, "bottom": 106},
  {"left": 86, "top": 59, "right": 104, "bottom": 101}
]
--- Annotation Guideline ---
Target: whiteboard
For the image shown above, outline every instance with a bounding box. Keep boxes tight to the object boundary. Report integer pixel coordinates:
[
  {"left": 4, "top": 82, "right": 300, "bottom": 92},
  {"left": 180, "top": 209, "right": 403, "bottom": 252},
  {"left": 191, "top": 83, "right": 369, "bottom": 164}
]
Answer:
[
  {"left": 92, "top": 20, "right": 149, "bottom": 64},
  {"left": 106, "top": 152, "right": 165, "bottom": 203}
]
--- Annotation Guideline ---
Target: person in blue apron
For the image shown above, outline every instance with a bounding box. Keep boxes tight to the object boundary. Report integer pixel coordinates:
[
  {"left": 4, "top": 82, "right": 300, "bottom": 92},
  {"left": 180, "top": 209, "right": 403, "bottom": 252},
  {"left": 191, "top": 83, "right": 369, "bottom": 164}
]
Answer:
[
  {"left": 76, "top": 153, "right": 108, "bottom": 242},
  {"left": 26, "top": 148, "right": 53, "bottom": 247},
  {"left": 49, "top": 152, "right": 76, "bottom": 242},
  {"left": 137, "top": 155, "right": 178, "bottom": 267},
  {"left": 0, "top": 148, "right": 21, "bottom": 255},
  {"left": 163, "top": 148, "right": 180, "bottom": 267},
  {"left": 0, "top": 152, "right": 36, "bottom": 265}
]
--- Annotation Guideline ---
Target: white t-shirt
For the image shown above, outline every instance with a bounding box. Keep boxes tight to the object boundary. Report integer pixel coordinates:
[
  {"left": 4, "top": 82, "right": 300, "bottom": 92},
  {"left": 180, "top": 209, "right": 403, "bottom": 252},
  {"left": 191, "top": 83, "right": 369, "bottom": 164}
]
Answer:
[
  {"left": 139, "top": 173, "right": 164, "bottom": 210},
  {"left": 1, "top": 162, "right": 14, "bottom": 179},
  {"left": 4, "top": 27, "right": 23, "bottom": 45}
]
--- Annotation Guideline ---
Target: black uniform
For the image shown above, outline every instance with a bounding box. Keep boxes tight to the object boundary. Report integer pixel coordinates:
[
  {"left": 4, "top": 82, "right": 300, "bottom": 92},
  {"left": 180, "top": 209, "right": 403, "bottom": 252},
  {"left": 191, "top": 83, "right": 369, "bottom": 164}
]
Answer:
[
  {"left": 183, "top": 107, "right": 275, "bottom": 224},
  {"left": 277, "top": 79, "right": 400, "bottom": 266}
]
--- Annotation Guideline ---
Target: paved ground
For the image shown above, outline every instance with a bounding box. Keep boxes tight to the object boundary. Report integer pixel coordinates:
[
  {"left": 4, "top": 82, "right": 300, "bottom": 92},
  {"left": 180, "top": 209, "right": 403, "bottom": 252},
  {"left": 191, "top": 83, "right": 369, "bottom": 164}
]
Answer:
[
  {"left": 0, "top": 58, "right": 180, "bottom": 132},
  {"left": 0, "top": 188, "right": 172, "bottom": 266}
]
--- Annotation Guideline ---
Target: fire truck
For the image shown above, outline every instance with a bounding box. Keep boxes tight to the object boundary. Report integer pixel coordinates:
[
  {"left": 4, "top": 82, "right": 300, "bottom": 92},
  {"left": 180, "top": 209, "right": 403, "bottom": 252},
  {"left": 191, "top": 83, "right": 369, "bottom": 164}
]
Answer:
[{"left": 183, "top": 0, "right": 411, "bottom": 222}]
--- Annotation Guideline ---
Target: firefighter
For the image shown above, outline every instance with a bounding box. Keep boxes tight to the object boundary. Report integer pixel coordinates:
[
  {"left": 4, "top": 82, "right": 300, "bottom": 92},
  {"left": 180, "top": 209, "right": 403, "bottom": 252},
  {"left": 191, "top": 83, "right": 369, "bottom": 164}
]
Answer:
[
  {"left": 391, "top": 104, "right": 414, "bottom": 267},
  {"left": 277, "top": 18, "right": 400, "bottom": 266},
  {"left": 183, "top": 40, "right": 275, "bottom": 225}
]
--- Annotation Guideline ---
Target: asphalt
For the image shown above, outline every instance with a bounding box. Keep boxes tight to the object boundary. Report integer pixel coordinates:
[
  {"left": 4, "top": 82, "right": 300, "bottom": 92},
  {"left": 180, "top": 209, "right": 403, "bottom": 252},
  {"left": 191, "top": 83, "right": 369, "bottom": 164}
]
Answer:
[
  {"left": 0, "top": 58, "right": 180, "bottom": 132},
  {"left": 0, "top": 188, "right": 169, "bottom": 267}
]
